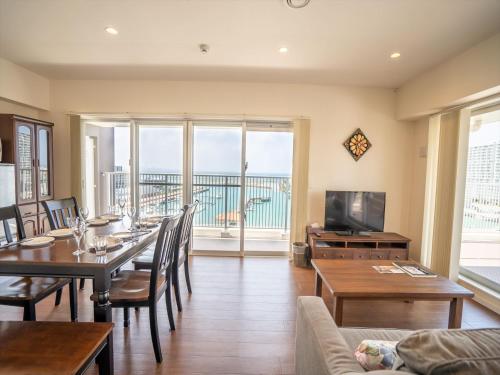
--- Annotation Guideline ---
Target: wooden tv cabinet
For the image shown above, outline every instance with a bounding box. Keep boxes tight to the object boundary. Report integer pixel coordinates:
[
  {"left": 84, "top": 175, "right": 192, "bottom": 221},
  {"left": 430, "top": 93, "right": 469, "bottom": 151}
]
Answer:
[{"left": 307, "top": 227, "right": 410, "bottom": 260}]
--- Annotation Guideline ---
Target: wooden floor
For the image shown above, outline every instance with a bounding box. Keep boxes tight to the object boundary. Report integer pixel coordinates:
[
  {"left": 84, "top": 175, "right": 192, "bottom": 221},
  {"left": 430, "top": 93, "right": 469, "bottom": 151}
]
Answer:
[{"left": 1, "top": 256, "right": 499, "bottom": 374}]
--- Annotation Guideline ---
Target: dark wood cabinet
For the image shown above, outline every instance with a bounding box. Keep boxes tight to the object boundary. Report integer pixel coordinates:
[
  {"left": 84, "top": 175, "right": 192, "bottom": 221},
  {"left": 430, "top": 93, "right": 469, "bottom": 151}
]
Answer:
[{"left": 0, "top": 114, "right": 54, "bottom": 237}]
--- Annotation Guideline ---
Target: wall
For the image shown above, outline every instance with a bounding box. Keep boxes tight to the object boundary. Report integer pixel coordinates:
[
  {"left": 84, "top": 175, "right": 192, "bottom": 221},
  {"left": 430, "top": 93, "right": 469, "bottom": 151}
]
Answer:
[
  {"left": 397, "top": 32, "right": 500, "bottom": 120},
  {"left": 49, "top": 80, "right": 420, "bottom": 250},
  {"left": 0, "top": 58, "right": 50, "bottom": 111}
]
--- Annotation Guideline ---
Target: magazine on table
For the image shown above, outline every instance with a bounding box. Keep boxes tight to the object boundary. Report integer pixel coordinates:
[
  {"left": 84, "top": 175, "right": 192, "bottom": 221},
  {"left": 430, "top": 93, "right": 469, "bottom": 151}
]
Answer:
[
  {"left": 372, "top": 265, "right": 405, "bottom": 274},
  {"left": 392, "top": 261, "right": 437, "bottom": 277}
]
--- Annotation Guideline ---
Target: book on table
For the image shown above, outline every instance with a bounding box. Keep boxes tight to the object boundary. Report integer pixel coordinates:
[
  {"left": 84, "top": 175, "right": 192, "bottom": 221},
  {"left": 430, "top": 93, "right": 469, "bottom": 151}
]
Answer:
[
  {"left": 372, "top": 265, "right": 404, "bottom": 274},
  {"left": 392, "top": 261, "right": 437, "bottom": 277}
]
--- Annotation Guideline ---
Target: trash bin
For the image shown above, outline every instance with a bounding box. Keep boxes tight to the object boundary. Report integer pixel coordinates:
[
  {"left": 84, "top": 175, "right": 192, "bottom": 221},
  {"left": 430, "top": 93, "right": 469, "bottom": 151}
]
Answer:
[{"left": 293, "top": 242, "right": 308, "bottom": 268}]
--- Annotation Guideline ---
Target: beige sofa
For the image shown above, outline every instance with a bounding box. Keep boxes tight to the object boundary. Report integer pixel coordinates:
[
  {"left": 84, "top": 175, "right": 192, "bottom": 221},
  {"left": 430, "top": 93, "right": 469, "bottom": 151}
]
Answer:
[{"left": 295, "top": 296, "right": 416, "bottom": 375}]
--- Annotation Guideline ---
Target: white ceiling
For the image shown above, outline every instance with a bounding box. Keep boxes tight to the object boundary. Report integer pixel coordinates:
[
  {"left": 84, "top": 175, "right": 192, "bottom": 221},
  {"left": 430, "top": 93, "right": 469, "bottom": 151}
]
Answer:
[{"left": 1, "top": 0, "right": 500, "bottom": 88}]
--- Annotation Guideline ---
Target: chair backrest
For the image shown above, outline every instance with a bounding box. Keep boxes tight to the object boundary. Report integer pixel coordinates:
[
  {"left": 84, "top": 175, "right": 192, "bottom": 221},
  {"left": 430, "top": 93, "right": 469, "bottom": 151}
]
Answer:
[
  {"left": 178, "top": 201, "right": 199, "bottom": 250},
  {"left": 149, "top": 213, "right": 182, "bottom": 300},
  {"left": 42, "top": 197, "right": 80, "bottom": 229},
  {"left": 0, "top": 205, "right": 26, "bottom": 244}
]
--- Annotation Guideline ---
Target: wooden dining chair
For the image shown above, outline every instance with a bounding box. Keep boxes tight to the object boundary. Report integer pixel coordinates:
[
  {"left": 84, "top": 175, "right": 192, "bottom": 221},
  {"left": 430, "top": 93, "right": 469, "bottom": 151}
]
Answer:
[
  {"left": 0, "top": 205, "right": 77, "bottom": 321},
  {"left": 91, "top": 214, "right": 182, "bottom": 363},
  {"left": 133, "top": 201, "right": 198, "bottom": 312},
  {"left": 42, "top": 196, "right": 87, "bottom": 291}
]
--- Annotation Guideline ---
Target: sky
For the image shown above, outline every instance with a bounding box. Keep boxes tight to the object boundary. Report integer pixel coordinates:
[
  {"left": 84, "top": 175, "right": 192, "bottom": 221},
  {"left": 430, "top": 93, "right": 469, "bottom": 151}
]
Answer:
[
  {"left": 469, "top": 110, "right": 500, "bottom": 147},
  {"left": 114, "top": 126, "right": 293, "bottom": 176}
]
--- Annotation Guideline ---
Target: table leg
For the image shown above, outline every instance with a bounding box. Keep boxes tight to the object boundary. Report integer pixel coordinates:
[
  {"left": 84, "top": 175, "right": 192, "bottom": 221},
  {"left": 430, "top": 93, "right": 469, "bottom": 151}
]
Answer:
[
  {"left": 314, "top": 271, "right": 323, "bottom": 297},
  {"left": 448, "top": 297, "right": 463, "bottom": 329},
  {"left": 333, "top": 297, "right": 344, "bottom": 326},
  {"left": 97, "top": 331, "right": 114, "bottom": 375},
  {"left": 94, "top": 273, "right": 112, "bottom": 323}
]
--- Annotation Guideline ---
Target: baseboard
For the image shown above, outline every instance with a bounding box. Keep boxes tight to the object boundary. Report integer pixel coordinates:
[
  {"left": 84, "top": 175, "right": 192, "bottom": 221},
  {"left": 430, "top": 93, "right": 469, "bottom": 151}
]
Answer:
[{"left": 458, "top": 276, "right": 500, "bottom": 315}]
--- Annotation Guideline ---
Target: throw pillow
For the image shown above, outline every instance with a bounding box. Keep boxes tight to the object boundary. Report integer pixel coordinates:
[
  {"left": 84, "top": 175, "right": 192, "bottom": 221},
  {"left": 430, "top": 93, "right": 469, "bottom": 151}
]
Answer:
[{"left": 355, "top": 339, "right": 398, "bottom": 371}]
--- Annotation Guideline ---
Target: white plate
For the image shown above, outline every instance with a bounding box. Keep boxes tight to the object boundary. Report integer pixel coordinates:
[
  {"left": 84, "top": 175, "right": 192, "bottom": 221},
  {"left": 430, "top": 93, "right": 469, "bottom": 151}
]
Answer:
[
  {"left": 87, "top": 219, "right": 109, "bottom": 226},
  {"left": 99, "top": 214, "right": 121, "bottom": 222},
  {"left": 46, "top": 228, "right": 73, "bottom": 238},
  {"left": 22, "top": 236, "right": 55, "bottom": 248},
  {"left": 110, "top": 231, "right": 133, "bottom": 240}
]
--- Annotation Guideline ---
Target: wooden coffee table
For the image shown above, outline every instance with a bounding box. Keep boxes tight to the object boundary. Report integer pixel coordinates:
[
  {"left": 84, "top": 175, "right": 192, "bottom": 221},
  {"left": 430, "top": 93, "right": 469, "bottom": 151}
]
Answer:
[{"left": 312, "top": 259, "right": 474, "bottom": 328}]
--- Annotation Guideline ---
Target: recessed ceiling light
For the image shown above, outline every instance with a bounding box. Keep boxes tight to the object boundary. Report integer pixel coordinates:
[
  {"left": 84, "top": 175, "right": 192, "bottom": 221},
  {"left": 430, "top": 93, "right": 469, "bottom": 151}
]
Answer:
[
  {"left": 279, "top": 46, "right": 288, "bottom": 53},
  {"left": 390, "top": 52, "right": 401, "bottom": 59},
  {"left": 105, "top": 26, "right": 118, "bottom": 35}
]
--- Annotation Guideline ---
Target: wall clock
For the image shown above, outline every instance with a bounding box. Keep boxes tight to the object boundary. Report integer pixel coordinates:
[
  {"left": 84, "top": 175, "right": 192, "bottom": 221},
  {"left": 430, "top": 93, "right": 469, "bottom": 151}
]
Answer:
[{"left": 343, "top": 128, "right": 371, "bottom": 161}]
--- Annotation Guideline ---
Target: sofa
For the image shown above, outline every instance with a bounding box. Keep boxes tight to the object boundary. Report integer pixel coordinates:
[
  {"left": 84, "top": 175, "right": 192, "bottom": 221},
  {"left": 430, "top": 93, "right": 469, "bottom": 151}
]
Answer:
[{"left": 295, "top": 296, "right": 500, "bottom": 375}]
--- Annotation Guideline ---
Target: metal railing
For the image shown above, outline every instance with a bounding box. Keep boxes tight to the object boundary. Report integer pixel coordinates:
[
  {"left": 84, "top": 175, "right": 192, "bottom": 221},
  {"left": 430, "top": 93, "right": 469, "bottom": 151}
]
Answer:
[
  {"left": 105, "top": 172, "right": 291, "bottom": 231},
  {"left": 462, "top": 180, "right": 500, "bottom": 234}
]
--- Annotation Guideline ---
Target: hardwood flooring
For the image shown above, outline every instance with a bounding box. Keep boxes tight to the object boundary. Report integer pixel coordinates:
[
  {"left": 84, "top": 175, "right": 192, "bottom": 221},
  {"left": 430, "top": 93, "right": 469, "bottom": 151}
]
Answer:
[{"left": 0, "top": 256, "right": 498, "bottom": 374}]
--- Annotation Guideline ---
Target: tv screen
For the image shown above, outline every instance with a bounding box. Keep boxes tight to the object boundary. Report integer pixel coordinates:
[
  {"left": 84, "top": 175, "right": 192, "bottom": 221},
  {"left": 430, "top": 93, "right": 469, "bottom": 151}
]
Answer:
[{"left": 324, "top": 191, "right": 386, "bottom": 232}]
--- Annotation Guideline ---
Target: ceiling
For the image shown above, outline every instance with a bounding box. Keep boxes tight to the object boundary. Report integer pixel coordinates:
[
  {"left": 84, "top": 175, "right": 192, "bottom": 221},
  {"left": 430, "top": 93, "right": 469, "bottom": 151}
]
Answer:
[{"left": 1, "top": 0, "right": 500, "bottom": 88}]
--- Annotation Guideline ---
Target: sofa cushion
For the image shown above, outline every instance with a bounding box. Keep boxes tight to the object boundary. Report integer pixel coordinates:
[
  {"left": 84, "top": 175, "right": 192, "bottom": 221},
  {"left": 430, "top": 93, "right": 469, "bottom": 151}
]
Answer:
[{"left": 395, "top": 328, "right": 500, "bottom": 374}]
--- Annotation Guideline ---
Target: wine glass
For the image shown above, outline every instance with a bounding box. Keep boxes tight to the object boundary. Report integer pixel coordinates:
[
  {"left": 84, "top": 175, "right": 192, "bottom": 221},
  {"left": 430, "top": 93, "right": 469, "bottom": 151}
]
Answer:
[
  {"left": 126, "top": 206, "right": 136, "bottom": 231},
  {"left": 79, "top": 207, "right": 89, "bottom": 222},
  {"left": 118, "top": 198, "right": 127, "bottom": 217},
  {"left": 69, "top": 217, "right": 86, "bottom": 255}
]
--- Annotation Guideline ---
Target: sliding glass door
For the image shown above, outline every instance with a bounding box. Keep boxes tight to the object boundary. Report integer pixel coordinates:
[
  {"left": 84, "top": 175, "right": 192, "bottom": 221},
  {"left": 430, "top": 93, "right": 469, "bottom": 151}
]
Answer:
[
  {"left": 137, "top": 122, "right": 184, "bottom": 216},
  {"left": 191, "top": 122, "right": 243, "bottom": 253},
  {"left": 82, "top": 117, "right": 293, "bottom": 256},
  {"left": 459, "top": 106, "right": 500, "bottom": 293},
  {"left": 243, "top": 123, "right": 293, "bottom": 254}
]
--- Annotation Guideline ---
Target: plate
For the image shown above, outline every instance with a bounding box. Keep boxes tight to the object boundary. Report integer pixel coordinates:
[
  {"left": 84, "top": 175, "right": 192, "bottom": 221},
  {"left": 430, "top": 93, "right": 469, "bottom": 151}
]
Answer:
[
  {"left": 136, "top": 221, "right": 159, "bottom": 229},
  {"left": 22, "top": 236, "right": 55, "bottom": 248},
  {"left": 46, "top": 228, "right": 73, "bottom": 238},
  {"left": 99, "top": 214, "right": 121, "bottom": 222},
  {"left": 87, "top": 219, "right": 109, "bottom": 226},
  {"left": 110, "top": 231, "right": 134, "bottom": 240}
]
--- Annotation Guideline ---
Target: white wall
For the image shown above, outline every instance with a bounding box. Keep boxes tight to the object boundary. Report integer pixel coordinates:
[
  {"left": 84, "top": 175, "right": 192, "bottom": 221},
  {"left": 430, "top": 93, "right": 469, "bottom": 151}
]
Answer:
[
  {"left": 48, "top": 80, "right": 418, "bottom": 247},
  {"left": 0, "top": 58, "right": 50, "bottom": 111},
  {"left": 396, "top": 32, "right": 500, "bottom": 120}
]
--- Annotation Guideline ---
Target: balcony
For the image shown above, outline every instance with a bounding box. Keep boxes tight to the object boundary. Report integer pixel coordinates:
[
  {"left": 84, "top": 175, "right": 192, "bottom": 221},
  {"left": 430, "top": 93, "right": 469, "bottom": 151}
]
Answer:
[
  {"left": 461, "top": 181, "right": 500, "bottom": 292},
  {"left": 104, "top": 172, "right": 291, "bottom": 252}
]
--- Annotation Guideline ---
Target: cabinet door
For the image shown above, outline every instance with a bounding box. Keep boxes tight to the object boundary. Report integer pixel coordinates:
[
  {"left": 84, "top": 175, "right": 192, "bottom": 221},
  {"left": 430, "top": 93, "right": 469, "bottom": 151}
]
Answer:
[
  {"left": 38, "top": 213, "right": 51, "bottom": 235},
  {"left": 15, "top": 122, "right": 37, "bottom": 204},
  {"left": 37, "top": 125, "right": 54, "bottom": 200},
  {"left": 22, "top": 217, "right": 37, "bottom": 238}
]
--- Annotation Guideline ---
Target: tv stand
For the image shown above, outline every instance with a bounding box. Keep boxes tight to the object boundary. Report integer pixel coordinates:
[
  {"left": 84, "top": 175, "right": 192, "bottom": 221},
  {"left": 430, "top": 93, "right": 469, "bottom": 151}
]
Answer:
[{"left": 307, "top": 226, "right": 410, "bottom": 261}]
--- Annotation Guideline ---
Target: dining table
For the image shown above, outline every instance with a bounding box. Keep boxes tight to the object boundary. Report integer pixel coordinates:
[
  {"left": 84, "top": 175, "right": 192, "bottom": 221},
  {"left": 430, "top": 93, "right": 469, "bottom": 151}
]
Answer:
[{"left": 0, "top": 218, "right": 160, "bottom": 324}]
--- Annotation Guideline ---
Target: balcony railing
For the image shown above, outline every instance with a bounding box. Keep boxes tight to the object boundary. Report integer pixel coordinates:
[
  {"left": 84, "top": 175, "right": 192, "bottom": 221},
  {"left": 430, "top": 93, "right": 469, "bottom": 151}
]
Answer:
[
  {"left": 462, "top": 180, "right": 500, "bottom": 234},
  {"left": 105, "top": 172, "right": 291, "bottom": 232}
]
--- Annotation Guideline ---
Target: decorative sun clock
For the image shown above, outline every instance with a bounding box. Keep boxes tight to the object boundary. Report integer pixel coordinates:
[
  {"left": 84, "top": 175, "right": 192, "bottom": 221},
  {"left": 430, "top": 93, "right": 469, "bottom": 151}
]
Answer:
[{"left": 343, "top": 128, "right": 371, "bottom": 161}]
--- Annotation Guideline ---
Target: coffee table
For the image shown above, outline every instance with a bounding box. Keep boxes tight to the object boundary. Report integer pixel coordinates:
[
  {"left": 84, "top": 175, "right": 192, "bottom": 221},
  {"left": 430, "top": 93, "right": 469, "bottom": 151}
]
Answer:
[{"left": 311, "top": 259, "right": 474, "bottom": 328}]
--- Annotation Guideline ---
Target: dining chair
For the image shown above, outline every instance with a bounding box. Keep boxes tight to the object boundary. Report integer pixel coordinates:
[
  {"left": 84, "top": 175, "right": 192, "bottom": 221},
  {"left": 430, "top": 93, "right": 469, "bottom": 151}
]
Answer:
[
  {"left": 42, "top": 196, "right": 87, "bottom": 291},
  {"left": 91, "top": 214, "right": 182, "bottom": 363},
  {"left": 133, "top": 201, "right": 198, "bottom": 312},
  {"left": 0, "top": 205, "right": 77, "bottom": 321}
]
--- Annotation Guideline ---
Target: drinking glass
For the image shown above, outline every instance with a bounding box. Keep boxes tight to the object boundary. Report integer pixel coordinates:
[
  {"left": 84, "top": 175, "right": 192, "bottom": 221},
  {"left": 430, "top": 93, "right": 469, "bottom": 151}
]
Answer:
[
  {"left": 94, "top": 235, "right": 108, "bottom": 257},
  {"left": 127, "top": 206, "right": 136, "bottom": 231},
  {"left": 138, "top": 215, "right": 148, "bottom": 232},
  {"left": 70, "top": 217, "right": 86, "bottom": 255},
  {"left": 118, "top": 198, "right": 127, "bottom": 217},
  {"left": 79, "top": 207, "right": 90, "bottom": 222}
]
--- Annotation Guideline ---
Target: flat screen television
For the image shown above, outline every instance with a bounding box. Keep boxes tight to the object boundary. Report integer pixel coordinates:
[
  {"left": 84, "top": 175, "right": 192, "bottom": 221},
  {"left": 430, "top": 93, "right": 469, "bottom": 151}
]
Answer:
[{"left": 324, "top": 191, "right": 386, "bottom": 234}]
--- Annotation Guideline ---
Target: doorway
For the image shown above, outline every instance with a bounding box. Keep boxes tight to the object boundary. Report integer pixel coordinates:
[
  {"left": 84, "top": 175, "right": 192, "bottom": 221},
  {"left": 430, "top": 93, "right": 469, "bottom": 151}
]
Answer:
[{"left": 82, "top": 118, "right": 294, "bottom": 256}]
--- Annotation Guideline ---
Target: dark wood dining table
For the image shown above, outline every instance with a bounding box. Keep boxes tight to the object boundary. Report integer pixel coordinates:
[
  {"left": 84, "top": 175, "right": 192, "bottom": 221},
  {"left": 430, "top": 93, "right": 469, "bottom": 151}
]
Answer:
[{"left": 0, "top": 219, "right": 159, "bottom": 324}]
